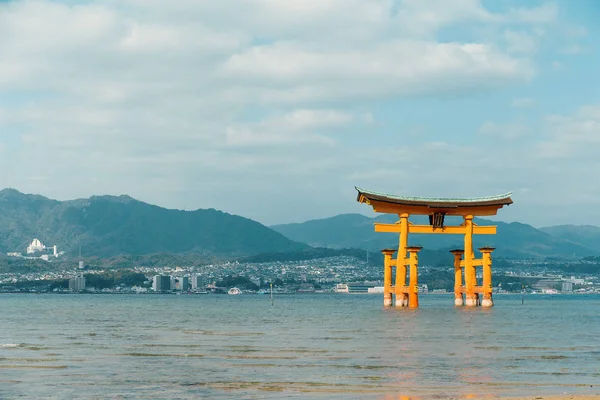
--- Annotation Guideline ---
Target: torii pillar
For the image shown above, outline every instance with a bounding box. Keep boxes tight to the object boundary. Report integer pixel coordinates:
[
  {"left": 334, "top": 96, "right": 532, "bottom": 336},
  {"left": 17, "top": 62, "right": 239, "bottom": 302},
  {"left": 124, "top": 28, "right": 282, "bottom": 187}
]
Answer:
[
  {"left": 381, "top": 249, "right": 396, "bottom": 307},
  {"left": 450, "top": 249, "right": 464, "bottom": 306},
  {"left": 395, "top": 213, "right": 409, "bottom": 308},
  {"left": 480, "top": 246, "right": 495, "bottom": 307},
  {"left": 406, "top": 246, "right": 422, "bottom": 308}
]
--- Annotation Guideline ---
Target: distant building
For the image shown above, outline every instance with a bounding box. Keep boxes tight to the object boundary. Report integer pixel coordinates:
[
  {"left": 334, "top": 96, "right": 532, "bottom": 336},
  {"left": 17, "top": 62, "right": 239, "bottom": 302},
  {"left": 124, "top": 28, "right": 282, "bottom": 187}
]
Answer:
[
  {"left": 191, "top": 274, "right": 203, "bottom": 290},
  {"left": 174, "top": 277, "right": 189, "bottom": 291},
  {"left": 532, "top": 279, "right": 562, "bottom": 291},
  {"left": 8, "top": 239, "right": 64, "bottom": 261},
  {"left": 69, "top": 274, "right": 86, "bottom": 292},
  {"left": 346, "top": 282, "right": 379, "bottom": 293},
  {"left": 27, "top": 239, "right": 46, "bottom": 254},
  {"left": 334, "top": 283, "right": 348, "bottom": 293},
  {"left": 152, "top": 275, "right": 171, "bottom": 292},
  {"left": 562, "top": 281, "right": 574, "bottom": 293},
  {"left": 569, "top": 278, "right": 585, "bottom": 285}
]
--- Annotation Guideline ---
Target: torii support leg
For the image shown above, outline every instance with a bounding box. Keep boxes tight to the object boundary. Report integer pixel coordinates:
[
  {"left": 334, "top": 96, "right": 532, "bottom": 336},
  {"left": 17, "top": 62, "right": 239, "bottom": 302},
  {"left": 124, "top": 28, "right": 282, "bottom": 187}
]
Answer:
[
  {"left": 464, "top": 215, "right": 477, "bottom": 307},
  {"left": 407, "top": 246, "right": 422, "bottom": 308},
  {"left": 381, "top": 249, "right": 396, "bottom": 307},
  {"left": 395, "top": 213, "right": 409, "bottom": 307},
  {"left": 450, "top": 249, "right": 464, "bottom": 306},
  {"left": 480, "top": 247, "right": 495, "bottom": 307}
]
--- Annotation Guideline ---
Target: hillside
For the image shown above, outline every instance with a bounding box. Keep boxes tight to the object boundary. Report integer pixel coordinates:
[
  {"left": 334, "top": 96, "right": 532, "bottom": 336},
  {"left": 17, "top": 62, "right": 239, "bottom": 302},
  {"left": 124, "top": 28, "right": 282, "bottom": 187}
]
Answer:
[
  {"left": 540, "top": 225, "right": 600, "bottom": 251},
  {"left": 0, "top": 189, "right": 306, "bottom": 258},
  {"left": 272, "top": 214, "right": 598, "bottom": 259}
]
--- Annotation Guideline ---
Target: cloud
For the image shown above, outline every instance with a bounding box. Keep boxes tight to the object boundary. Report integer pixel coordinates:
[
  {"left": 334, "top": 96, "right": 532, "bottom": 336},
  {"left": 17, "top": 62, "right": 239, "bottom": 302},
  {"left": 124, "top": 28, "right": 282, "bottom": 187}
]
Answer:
[
  {"left": 225, "top": 109, "right": 354, "bottom": 147},
  {"left": 222, "top": 41, "right": 533, "bottom": 103},
  {"left": 561, "top": 44, "right": 589, "bottom": 55},
  {"left": 504, "top": 29, "right": 542, "bottom": 54},
  {"left": 511, "top": 98, "right": 536, "bottom": 108},
  {"left": 564, "top": 26, "right": 587, "bottom": 38},
  {"left": 506, "top": 2, "right": 558, "bottom": 24},
  {"left": 0, "top": 0, "right": 580, "bottom": 225},
  {"left": 536, "top": 105, "right": 600, "bottom": 159},
  {"left": 479, "top": 121, "right": 529, "bottom": 139}
]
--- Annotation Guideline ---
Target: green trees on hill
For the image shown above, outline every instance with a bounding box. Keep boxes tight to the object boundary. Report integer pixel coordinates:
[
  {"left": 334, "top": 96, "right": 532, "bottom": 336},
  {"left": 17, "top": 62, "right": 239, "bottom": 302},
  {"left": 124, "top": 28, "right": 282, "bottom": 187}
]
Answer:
[
  {"left": 85, "top": 271, "right": 148, "bottom": 289},
  {"left": 215, "top": 275, "right": 259, "bottom": 291}
]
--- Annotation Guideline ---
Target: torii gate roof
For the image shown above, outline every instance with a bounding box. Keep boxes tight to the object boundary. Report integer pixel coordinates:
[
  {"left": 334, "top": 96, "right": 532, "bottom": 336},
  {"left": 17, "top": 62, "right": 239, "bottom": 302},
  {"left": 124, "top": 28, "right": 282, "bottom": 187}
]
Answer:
[{"left": 356, "top": 187, "right": 513, "bottom": 216}]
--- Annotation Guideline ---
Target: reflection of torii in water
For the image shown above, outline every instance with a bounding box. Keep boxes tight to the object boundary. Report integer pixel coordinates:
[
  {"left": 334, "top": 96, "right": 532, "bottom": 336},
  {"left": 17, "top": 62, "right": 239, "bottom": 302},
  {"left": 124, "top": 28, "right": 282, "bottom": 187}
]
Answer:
[{"left": 355, "top": 187, "right": 513, "bottom": 308}]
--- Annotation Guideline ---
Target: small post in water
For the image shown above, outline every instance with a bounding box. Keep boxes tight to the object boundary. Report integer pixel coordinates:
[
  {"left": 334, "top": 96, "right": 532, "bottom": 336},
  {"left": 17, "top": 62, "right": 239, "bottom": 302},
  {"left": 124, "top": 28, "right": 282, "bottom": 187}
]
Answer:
[{"left": 270, "top": 283, "right": 274, "bottom": 306}]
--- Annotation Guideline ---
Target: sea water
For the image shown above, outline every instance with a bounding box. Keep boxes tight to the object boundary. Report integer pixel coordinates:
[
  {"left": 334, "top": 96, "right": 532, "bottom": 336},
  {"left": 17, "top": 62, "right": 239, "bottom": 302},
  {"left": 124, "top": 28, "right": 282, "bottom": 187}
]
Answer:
[{"left": 1, "top": 293, "right": 599, "bottom": 399}]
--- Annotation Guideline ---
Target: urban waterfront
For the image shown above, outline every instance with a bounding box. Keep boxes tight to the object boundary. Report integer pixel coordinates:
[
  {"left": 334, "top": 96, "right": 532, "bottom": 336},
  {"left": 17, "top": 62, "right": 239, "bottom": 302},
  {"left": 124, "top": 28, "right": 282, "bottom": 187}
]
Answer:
[{"left": 1, "top": 293, "right": 600, "bottom": 399}]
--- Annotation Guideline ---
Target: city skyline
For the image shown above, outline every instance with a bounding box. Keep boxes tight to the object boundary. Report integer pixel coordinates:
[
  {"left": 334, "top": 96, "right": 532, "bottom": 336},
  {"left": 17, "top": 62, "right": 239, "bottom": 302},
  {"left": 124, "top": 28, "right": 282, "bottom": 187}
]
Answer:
[{"left": 0, "top": 0, "right": 599, "bottom": 227}]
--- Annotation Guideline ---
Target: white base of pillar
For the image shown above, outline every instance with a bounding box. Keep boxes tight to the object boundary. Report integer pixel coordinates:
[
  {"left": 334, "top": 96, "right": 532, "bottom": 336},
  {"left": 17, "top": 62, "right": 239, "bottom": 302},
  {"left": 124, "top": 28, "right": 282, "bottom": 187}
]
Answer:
[
  {"left": 454, "top": 297, "right": 464, "bottom": 306},
  {"left": 384, "top": 297, "right": 393, "bottom": 307},
  {"left": 395, "top": 296, "right": 409, "bottom": 307},
  {"left": 465, "top": 297, "right": 478, "bottom": 306},
  {"left": 481, "top": 298, "right": 494, "bottom": 307}
]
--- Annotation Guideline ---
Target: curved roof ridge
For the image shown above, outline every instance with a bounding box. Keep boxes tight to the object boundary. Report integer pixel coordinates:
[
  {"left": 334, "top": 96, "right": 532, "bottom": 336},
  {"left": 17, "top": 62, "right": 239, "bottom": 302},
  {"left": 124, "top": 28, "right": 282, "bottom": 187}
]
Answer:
[{"left": 355, "top": 187, "right": 513, "bottom": 203}]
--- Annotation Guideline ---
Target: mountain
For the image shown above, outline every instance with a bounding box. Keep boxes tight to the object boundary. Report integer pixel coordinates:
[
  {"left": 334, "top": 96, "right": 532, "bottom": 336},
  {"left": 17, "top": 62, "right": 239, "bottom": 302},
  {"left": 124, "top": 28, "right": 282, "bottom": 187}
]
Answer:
[
  {"left": 539, "top": 225, "right": 600, "bottom": 251},
  {"left": 272, "top": 214, "right": 599, "bottom": 259},
  {"left": 0, "top": 189, "right": 306, "bottom": 258}
]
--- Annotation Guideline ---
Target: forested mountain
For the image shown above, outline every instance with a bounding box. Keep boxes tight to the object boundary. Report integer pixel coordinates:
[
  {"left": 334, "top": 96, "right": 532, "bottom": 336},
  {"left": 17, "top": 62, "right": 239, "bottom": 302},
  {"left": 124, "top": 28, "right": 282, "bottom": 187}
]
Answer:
[
  {"left": 272, "top": 214, "right": 599, "bottom": 259},
  {"left": 0, "top": 189, "right": 306, "bottom": 258}
]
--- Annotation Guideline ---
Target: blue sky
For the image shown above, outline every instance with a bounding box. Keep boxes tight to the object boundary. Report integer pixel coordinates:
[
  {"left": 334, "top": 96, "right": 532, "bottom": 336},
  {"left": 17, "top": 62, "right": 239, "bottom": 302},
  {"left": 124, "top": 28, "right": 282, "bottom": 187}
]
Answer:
[{"left": 0, "top": 0, "right": 598, "bottom": 227}]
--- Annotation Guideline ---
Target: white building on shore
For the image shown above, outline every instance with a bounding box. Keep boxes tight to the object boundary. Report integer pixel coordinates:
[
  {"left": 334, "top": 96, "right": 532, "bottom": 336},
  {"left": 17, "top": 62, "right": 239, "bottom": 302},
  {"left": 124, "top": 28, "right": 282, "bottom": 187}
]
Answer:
[
  {"left": 69, "top": 274, "right": 86, "bottom": 292},
  {"left": 7, "top": 239, "right": 64, "bottom": 261}
]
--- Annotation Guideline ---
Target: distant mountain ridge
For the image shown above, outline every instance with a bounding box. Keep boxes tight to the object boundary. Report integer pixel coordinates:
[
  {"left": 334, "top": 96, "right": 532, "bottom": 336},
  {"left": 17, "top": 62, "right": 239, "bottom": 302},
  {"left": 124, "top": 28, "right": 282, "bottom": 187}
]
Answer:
[
  {"left": 2, "top": 188, "right": 598, "bottom": 262},
  {"left": 539, "top": 225, "right": 600, "bottom": 252},
  {"left": 272, "top": 213, "right": 599, "bottom": 259},
  {"left": 0, "top": 188, "right": 306, "bottom": 258}
]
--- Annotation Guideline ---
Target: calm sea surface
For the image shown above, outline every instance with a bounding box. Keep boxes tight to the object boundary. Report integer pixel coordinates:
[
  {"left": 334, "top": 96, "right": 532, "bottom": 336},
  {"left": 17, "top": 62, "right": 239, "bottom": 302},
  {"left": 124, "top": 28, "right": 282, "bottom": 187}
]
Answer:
[{"left": 1, "top": 293, "right": 600, "bottom": 399}]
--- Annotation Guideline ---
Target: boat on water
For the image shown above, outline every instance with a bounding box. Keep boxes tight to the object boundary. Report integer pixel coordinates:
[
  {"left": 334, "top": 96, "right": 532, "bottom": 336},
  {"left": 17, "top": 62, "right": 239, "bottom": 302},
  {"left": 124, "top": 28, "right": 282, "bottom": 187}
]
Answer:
[{"left": 228, "top": 287, "right": 242, "bottom": 295}]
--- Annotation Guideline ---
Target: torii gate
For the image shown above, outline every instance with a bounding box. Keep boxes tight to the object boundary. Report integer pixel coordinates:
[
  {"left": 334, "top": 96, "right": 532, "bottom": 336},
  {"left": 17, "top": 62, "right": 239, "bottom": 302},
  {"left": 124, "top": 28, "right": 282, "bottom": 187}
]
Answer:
[{"left": 356, "top": 187, "right": 513, "bottom": 308}]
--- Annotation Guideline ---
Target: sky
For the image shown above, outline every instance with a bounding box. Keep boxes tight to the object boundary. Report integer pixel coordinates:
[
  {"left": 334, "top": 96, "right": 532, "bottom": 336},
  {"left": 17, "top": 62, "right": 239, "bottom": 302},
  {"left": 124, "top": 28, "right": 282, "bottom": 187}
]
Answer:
[{"left": 0, "top": 0, "right": 599, "bottom": 227}]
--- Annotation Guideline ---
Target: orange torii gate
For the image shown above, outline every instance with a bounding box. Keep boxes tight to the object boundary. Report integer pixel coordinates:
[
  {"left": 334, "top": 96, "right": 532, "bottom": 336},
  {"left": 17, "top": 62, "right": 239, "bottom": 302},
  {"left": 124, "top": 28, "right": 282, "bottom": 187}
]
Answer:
[{"left": 356, "top": 187, "right": 513, "bottom": 308}]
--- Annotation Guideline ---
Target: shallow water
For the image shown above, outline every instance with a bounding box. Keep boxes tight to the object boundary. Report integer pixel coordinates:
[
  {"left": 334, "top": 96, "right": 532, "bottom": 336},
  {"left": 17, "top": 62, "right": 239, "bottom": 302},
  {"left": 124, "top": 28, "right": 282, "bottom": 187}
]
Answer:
[{"left": 1, "top": 293, "right": 600, "bottom": 399}]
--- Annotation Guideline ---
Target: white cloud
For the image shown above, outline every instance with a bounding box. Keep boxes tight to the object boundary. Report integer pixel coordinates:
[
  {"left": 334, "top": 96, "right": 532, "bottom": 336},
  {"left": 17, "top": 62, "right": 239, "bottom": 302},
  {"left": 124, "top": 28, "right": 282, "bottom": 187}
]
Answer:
[
  {"left": 0, "top": 0, "right": 577, "bottom": 225},
  {"left": 564, "top": 26, "right": 587, "bottom": 38},
  {"left": 506, "top": 3, "right": 558, "bottom": 24},
  {"left": 479, "top": 121, "right": 529, "bottom": 139},
  {"left": 225, "top": 109, "right": 354, "bottom": 147},
  {"left": 504, "top": 29, "right": 542, "bottom": 54},
  {"left": 221, "top": 41, "right": 533, "bottom": 103},
  {"left": 561, "top": 44, "right": 589, "bottom": 55},
  {"left": 511, "top": 98, "right": 536, "bottom": 108},
  {"left": 536, "top": 105, "right": 600, "bottom": 159}
]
